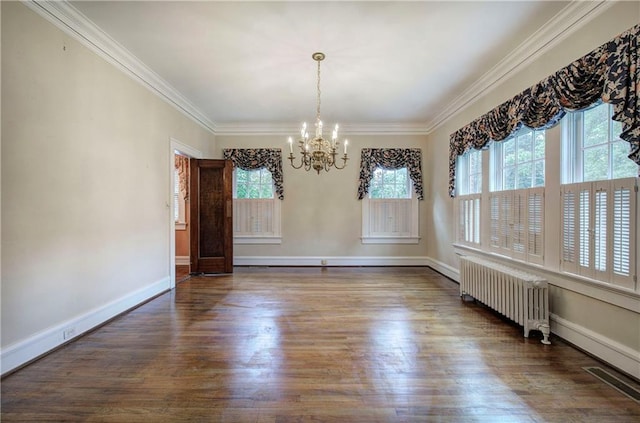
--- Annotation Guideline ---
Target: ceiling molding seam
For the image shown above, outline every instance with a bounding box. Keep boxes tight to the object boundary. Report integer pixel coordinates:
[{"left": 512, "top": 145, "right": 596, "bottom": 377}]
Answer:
[
  {"left": 23, "top": 0, "right": 218, "bottom": 134},
  {"left": 424, "top": 0, "right": 615, "bottom": 134}
]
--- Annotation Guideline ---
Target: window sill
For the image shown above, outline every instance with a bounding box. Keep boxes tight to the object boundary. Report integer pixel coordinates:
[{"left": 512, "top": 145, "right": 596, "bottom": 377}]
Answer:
[
  {"left": 361, "top": 236, "right": 420, "bottom": 244},
  {"left": 175, "top": 222, "right": 187, "bottom": 231},
  {"left": 234, "top": 236, "right": 282, "bottom": 245}
]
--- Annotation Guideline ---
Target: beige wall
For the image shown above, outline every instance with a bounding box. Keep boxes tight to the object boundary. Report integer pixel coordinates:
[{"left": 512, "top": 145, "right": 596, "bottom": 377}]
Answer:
[
  {"left": 425, "top": 1, "right": 640, "bottom": 375},
  {"left": 216, "top": 134, "right": 428, "bottom": 259},
  {"left": 1, "top": 2, "right": 214, "bottom": 354}
]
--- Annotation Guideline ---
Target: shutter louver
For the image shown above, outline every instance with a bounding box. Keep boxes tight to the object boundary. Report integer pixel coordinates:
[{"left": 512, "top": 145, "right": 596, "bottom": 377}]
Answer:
[
  {"left": 594, "top": 188, "right": 607, "bottom": 273},
  {"left": 562, "top": 187, "right": 576, "bottom": 266},
  {"left": 490, "top": 195, "right": 500, "bottom": 249},
  {"left": 612, "top": 186, "right": 630, "bottom": 276},
  {"left": 527, "top": 188, "right": 544, "bottom": 264},
  {"left": 579, "top": 189, "right": 590, "bottom": 270}
]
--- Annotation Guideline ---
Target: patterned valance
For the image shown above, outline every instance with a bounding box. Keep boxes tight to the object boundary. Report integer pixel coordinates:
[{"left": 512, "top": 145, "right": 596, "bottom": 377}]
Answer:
[
  {"left": 174, "top": 154, "right": 189, "bottom": 201},
  {"left": 358, "top": 148, "right": 424, "bottom": 200},
  {"left": 222, "top": 148, "right": 284, "bottom": 200},
  {"left": 449, "top": 24, "right": 640, "bottom": 197}
]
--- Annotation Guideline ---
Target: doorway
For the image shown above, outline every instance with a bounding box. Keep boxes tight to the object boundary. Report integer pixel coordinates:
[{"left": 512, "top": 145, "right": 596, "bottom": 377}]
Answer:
[{"left": 169, "top": 138, "right": 203, "bottom": 289}]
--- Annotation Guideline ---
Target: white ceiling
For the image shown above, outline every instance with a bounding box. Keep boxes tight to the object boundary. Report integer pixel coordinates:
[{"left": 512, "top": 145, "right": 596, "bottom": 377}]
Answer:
[{"left": 68, "top": 1, "right": 574, "bottom": 133}]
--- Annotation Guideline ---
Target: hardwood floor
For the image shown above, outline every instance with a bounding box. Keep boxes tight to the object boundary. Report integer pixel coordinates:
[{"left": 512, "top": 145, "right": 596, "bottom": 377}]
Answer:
[
  {"left": 2, "top": 267, "right": 639, "bottom": 422},
  {"left": 176, "top": 264, "right": 191, "bottom": 283}
]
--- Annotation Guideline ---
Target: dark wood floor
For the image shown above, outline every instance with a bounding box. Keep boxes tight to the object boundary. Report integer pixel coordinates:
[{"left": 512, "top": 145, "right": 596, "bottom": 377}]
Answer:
[{"left": 2, "top": 267, "right": 640, "bottom": 422}]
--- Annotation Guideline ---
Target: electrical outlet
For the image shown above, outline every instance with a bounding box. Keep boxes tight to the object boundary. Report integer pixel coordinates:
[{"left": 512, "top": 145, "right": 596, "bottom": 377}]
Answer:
[
  {"left": 63, "top": 327, "right": 76, "bottom": 340},
  {"left": 321, "top": 259, "right": 327, "bottom": 266}
]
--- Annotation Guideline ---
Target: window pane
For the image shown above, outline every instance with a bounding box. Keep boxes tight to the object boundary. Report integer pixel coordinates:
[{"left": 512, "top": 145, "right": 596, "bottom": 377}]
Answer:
[
  {"left": 236, "top": 185, "right": 248, "bottom": 199},
  {"left": 612, "top": 141, "right": 638, "bottom": 180},
  {"left": 534, "top": 132, "right": 545, "bottom": 160},
  {"left": 583, "top": 105, "right": 609, "bottom": 147},
  {"left": 503, "top": 166, "right": 516, "bottom": 190},
  {"left": 248, "top": 186, "right": 260, "bottom": 199},
  {"left": 236, "top": 169, "right": 248, "bottom": 183},
  {"left": 383, "top": 169, "right": 395, "bottom": 184},
  {"left": 583, "top": 145, "right": 608, "bottom": 182},
  {"left": 470, "top": 174, "right": 481, "bottom": 194},
  {"left": 503, "top": 138, "right": 515, "bottom": 167},
  {"left": 516, "top": 131, "right": 533, "bottom": 164},
  {"left": 249, "top": 171, "right": 261, "bottom": 184},
  {"left": 534, "top": 160, "right": 545, "bottom": 187},
  {"left": 517, "top": 162, "right": 533, "bottom": 189}
]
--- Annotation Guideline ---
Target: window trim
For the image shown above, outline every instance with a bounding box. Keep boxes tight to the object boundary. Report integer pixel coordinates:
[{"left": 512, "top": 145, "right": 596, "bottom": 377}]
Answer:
[
  {"left": 232, "top": 168, "right": 282, "bottom": 245},
  {"left": 361, "top": 167, "right": 419, "bottom": 244}
]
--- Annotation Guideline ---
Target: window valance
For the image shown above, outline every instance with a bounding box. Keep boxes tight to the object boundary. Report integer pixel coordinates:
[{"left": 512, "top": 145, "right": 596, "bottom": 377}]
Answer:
[
  {"left": 358, "top": 148, "right": 424, "bottom": 200},
  {"left": 449, "top": 24, "right": 639, "bottom": 197},
  {"left": 222, "top": 148, "right": 284, "bottom": 200}
]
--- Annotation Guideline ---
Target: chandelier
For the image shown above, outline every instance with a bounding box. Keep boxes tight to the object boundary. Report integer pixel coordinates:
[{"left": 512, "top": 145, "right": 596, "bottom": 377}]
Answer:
[{"left": 288, "top": 52, "right": 348, "bottom": 174}]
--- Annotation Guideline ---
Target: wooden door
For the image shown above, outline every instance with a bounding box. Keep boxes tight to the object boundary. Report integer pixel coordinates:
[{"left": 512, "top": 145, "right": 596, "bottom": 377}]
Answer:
[{"left": 190, "top": 159, "right": 233, "bottom": 273}]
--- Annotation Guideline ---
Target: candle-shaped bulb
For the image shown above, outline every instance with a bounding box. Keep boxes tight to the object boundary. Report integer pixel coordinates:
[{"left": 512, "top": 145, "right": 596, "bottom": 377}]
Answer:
[
  {"left": 344, "top": 139, "right": 348, "bottom": 155},
  {"left": 288, "top": 137, "right": 293, "bottom": 153}
]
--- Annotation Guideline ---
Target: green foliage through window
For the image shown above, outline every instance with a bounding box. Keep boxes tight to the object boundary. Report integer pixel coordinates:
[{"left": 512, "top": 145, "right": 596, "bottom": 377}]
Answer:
[
  {"left": 369, "top": 167, "right": 410, "bottom": 199},
  {"left": 234, "top": 168, "right": 274, "bottom": 199}
]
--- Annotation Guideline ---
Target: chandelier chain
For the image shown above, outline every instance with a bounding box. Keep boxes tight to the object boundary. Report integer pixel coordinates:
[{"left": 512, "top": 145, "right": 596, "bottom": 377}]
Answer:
[{"left": 316, "top": 58, "right": 321, "bottom": 122}]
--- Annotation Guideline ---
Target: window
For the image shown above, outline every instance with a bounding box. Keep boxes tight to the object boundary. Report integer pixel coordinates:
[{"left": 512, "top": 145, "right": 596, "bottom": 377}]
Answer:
[
  {"left": 457, "top": 148, "right": 482, "bottom": 196},
  {"left": 562, "top": 102, "right": 639, "bottom": 184},
  {"left": 484, "top": 128, "right": 546, "bottom": 262},
  {"left": 233, "top": 168, "right": 281, "bottom": 244},
  {"left": 362, "top": 167, "right": 419, "bottom": 243},
  {"left": 455, "top": 149, "right": 482, "bottom": 246},
  {"left": 560, "top": 103, "right": 638, "bottom": 288},
  {"left": 491, "top": 127, "right": 545, "bottom": 191}
]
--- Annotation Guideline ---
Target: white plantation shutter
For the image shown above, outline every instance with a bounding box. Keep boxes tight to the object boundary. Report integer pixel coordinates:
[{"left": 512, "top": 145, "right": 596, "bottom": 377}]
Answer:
[
  {"left": 561, "top": 178, "right": 637, "bottom": 288},
  {"left": 473, "top": 197, "right": 480, "bottom": 244},
  {"left": 457, "top": 195, "right": 481, "bottom": 245},
  {"left": 369, "top": 199, "right": 412, "bottom": 236},
  {"left": 487, "top": 188, "right": 545, "bottom": 262},
  {"left": 561, "top": 185, "right": 578, "bottom": 274},
  {"left": 527, "top": 188, "right": 544, "bottom": 264},
  {"left": 611, "top": 178, "right": 637, "bottom": 289},
  {"left": 499, "top": 192, "right": 512, "bottom": 252},
  {"left": 512, "top": 191, "right": 526, "bottom": 260},
  {"left": 578, "top": 187, "right": 591, "bottom": 276},
  {"left": 489, "top": 195, "right": 500, "bottom": 249},
  {"left": 593, "top": 185, "right": 608, "bottom": 279},
  {"left": 233, "top": 199, "right": 281, "bottom": 242}
]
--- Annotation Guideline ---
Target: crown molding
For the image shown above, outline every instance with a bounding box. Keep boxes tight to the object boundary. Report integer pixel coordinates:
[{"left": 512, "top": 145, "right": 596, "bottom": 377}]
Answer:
[
  {"left": 425, "top": 0, "right": 615, "bottom": 133},
  {"left": 23, "top": 0, "right": 615, "bottom": 137},
  {"left": 214, "top": 122, "right": 430, "bottom": 136},
  {"left": 24, "top": 0, "right": 217, "bottom": 134}
]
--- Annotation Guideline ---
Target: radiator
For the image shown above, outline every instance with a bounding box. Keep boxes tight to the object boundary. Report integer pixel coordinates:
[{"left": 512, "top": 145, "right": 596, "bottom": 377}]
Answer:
[{"left": 460, "top": 256, "right": 551, "bottom": 344}]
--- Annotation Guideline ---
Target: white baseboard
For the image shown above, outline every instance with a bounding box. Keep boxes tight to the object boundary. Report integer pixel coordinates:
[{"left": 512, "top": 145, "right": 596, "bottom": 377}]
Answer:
[
  {"left": 551, "top": 313, "right": 640, "bottom": 380},
  {"left": 233, "top": 256, "right": 430, "bottom": 267},
  {"left": 425, "top": 257, "right": 460, "bottom": 282},
  {"left": 1, "top": 276, "right": 171, "bottom": 376},
  {"left": 175, "top": 255, "right": 190, "bottom": 266}
]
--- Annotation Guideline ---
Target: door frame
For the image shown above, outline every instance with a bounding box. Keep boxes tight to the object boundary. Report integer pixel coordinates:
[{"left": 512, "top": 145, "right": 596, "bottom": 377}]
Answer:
[{"left": 169, "top": 137, "right": 203, "bottom": 289}]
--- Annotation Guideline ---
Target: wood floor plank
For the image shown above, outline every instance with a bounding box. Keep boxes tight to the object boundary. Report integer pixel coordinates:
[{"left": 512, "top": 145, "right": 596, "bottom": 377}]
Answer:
[{"left": 2, "top": 267, "right": 640, "bottom": 422}]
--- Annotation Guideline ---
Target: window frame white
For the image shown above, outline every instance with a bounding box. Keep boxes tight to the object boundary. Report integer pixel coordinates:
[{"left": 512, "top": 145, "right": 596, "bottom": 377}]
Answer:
[
  {"left": 491, "top": 127, "right": 546, "bottom": 192},
  {"left": 232, "top": 167, "right": 282, "bottom": 244},
  {"left": 361, "top": 167, "right": 419, "bottom": 244}
]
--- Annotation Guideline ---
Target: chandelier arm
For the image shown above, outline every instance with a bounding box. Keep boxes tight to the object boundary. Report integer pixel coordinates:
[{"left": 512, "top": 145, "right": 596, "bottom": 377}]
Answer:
[{"left": 332, "top": 155, "right": 349, "bottom": 170}]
